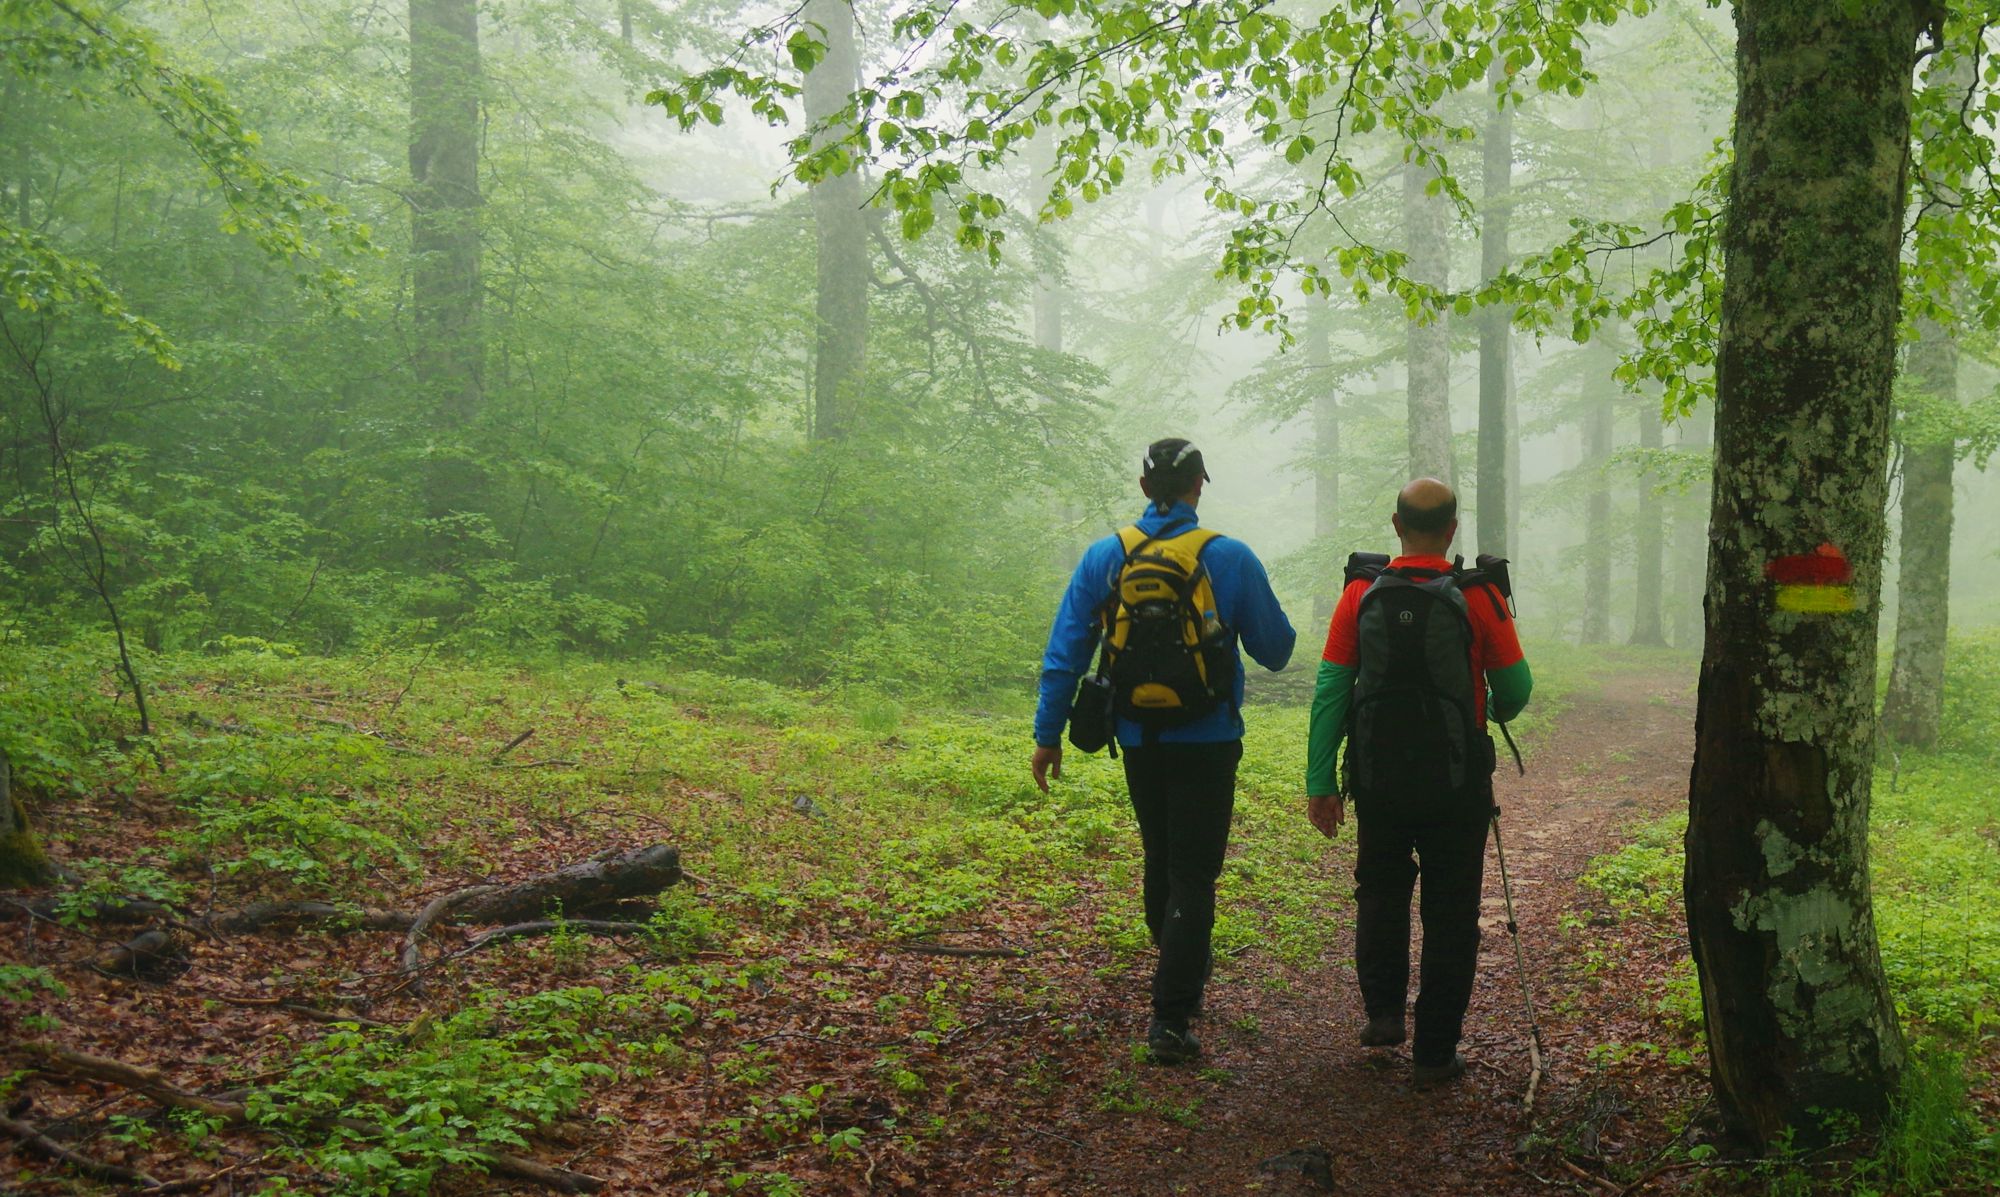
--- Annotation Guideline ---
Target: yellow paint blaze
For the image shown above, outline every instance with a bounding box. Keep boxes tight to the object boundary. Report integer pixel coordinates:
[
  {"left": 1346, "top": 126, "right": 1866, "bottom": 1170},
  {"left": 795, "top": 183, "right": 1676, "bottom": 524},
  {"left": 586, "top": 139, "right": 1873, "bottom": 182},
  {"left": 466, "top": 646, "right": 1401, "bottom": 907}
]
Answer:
[{"left": 1775, "top": 583, "right": 1855, "bottom": 614}]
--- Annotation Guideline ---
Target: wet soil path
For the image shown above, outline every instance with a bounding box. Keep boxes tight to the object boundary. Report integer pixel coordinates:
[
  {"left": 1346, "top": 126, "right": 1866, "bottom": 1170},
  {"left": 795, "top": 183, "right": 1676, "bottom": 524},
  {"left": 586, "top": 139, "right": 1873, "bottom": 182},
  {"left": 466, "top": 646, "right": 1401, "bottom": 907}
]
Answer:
[{"left": 1032, "top": 666, "right": 1698, "bottom": 1195}]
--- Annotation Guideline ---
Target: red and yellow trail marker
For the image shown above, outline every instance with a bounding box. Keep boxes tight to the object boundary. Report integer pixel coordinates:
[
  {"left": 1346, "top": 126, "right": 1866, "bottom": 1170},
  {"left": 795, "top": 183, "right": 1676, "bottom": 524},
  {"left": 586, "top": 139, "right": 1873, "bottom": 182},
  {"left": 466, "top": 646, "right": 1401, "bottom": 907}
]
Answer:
[{"left": 1766, "top": 543, "right": 1855, "bottom": 613}]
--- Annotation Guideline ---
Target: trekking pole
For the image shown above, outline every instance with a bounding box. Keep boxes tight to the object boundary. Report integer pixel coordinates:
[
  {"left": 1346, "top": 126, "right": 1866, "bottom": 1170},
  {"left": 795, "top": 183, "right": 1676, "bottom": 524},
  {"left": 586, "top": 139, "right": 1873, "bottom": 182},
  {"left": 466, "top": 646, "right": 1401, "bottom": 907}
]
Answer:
[
  {"left": 1489, "top": 719, "right": 1545, "bottom": 1111},
  {"left": 1489, "top": 802, "right": 1547, "bottom": 1113}
]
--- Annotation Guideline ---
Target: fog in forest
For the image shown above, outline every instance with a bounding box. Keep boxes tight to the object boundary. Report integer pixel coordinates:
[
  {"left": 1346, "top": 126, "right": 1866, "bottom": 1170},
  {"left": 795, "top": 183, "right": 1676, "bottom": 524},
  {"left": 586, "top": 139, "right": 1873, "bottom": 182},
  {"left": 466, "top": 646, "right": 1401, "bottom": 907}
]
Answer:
[
  {"left": 5, "top": 2, "right": 2000, "bottom": 1192},
  {"left": 3, "top": 1, "right": 1996, "bottom": 671}
]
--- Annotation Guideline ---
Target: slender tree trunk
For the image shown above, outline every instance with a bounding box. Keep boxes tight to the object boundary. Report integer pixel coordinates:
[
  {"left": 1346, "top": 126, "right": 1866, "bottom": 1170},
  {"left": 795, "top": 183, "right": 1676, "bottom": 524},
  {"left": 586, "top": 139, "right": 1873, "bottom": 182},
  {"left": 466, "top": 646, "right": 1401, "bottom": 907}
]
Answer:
[
  {"left": 1880, "top": 48, "right": 1972, "bottom": 749},
  {"left": 408, "top": 0, "right": 484, "bottom": 518},
  {"left": 1403, "top": 160, "right": 1452, "bottom": 485},
  {"left": 1506, "top": 351, "right": 1520, "bottom": 557},
  {"left": 1685, "top": 0, "right": 1915, "bottom": 1148},
  {"left": 1631, "top": 398, "right": 1667, "bottom": 645},
  {"left": 1477, "top": 62, "right": 1513, "bottom": 558},
  {"left": 1581, "top": 346, "right": 1613, "bottom": 644},
  {"left": 1673, "top": 410, "right": 1712, "bottom": 650},
  {"left": 1307, "top": 288, "right": 1340, "bottom": 627},
  {"left": 1028, "top": 134, "right": 1063, "bottom": 355},
  {"left": 1880, "top": 313, "right": 1956, "bottom": 746},
  {"left": 803, "top": 0, "right": 867, "bottom": 441}
]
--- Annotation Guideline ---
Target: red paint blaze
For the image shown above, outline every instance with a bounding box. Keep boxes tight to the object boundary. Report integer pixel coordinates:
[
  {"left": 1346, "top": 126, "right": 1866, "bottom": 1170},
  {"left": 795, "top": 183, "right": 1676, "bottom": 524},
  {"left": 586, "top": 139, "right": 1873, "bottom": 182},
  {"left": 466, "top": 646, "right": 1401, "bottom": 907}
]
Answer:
[{"left": 1765, "top": 542, "right": 1853, "bottom": 586}]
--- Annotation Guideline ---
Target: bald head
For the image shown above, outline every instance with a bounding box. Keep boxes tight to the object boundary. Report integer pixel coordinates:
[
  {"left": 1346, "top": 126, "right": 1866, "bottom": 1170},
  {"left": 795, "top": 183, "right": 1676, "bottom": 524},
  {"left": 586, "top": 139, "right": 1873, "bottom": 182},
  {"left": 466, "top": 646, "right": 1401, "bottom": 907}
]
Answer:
[{"left": 1393, "top": 477, "right": 1458, "bottom": 554}]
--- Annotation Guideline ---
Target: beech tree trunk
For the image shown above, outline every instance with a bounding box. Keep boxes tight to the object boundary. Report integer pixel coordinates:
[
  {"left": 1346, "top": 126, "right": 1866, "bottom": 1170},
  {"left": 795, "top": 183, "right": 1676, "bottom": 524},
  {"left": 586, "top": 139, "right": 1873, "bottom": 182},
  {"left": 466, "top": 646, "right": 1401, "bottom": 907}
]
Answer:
[
  {"left": 409, "top": 0, "right": 483, "bottom": 518},
  {"left": 1029, "top": 135, "right": 1063, "bottom": 355},
  {"left": 1631, "top": 400, "right": 1667, "bottom": 645},
  {"left": 1685, "top": 0, "right": 1916, "bottom": 1148},
  {"left": 1880, "top": 313, "right": 1956, "bottom": 747},
  {"left": 1673, "top": 411, "right": 1712, "bottom": 649},
  {"left": 1477, "top": 61, "right": 1513, "bottom": 558},
  {"left": 1403, "top": 159, "right": 1453, "bottom": 486},
  {"left": 1307, "top": 287, "right": 1340, "bottom": 627},
  {"left": 1581, "top": 345, "right": 1613, "bottom": 644},
  {"left": 1880, "top": 47, "right": 1972, "bottom": 749},
  {"left": 804, "top": 0, "right": 868, "bottom": 441}
]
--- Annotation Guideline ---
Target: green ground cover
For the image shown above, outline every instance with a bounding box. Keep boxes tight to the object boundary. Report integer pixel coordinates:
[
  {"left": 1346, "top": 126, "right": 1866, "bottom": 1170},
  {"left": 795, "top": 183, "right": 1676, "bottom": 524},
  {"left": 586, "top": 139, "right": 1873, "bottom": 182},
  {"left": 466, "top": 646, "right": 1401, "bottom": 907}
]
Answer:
[{"left": 0, "top": 639, "right": 1381, "bottom": 1191}]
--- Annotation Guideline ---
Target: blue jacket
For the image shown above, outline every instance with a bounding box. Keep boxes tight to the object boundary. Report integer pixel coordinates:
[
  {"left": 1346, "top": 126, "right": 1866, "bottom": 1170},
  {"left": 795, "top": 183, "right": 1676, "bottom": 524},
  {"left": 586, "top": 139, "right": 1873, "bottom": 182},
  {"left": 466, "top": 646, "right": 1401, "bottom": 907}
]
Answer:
[{"left": 1034, "top": 502, "right": 1296, "bottom": 747}]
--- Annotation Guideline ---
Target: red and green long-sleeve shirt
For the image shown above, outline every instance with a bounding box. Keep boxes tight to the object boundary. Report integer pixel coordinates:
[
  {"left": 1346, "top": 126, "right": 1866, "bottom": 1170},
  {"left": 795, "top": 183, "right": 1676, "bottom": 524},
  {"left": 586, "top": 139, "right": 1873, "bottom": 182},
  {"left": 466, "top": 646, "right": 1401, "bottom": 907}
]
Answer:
[{"left": 1305, "top": 554, "right": 1534, "bottom": 796}]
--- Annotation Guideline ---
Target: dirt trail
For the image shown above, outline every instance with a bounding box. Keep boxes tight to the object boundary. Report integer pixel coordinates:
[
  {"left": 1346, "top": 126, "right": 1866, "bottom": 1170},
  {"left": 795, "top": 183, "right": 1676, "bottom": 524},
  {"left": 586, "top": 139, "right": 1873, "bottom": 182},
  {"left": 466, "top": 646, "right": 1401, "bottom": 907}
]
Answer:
[{"left": 1034, "top": 665, "right": 1697, "bottom": 1195}]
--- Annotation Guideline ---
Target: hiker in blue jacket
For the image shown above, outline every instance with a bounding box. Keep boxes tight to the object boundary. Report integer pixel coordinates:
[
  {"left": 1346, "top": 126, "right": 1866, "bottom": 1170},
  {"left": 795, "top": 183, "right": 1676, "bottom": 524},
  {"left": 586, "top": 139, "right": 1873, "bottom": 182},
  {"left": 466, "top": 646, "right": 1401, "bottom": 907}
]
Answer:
[{"left": 1030, "top": 438, "right": 1296, "bottom": 1063}]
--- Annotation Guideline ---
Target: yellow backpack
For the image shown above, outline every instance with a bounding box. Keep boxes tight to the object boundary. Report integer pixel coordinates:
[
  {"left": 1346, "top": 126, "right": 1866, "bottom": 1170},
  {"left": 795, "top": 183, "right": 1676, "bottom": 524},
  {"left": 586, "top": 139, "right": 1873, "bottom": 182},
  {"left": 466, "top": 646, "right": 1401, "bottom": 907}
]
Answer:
[{"left": 1098, "top": 525, "right": 1232, "bottom": 728}]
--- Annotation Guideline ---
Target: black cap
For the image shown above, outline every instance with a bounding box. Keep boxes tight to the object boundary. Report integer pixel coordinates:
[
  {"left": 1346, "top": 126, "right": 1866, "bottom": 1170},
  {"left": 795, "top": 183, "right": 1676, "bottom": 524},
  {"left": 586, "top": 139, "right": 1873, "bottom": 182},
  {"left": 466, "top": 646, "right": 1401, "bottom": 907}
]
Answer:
[{"left": 1142, "top": 437, "right": 1210, "bottom": 487}]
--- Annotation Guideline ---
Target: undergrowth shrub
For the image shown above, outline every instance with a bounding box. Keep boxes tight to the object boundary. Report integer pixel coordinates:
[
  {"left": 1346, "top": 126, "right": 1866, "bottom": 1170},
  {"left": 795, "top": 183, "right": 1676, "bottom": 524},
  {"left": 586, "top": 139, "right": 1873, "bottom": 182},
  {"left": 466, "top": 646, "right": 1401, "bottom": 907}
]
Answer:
[
  {"left": 179, "top": 792, "right": 416, "bottom": 891},
  {"left": 249, "top": 988, "right": 616, "bottom": 1195},
  {"left": 647, "top": 887, "right": 734, "bottom": 957}
]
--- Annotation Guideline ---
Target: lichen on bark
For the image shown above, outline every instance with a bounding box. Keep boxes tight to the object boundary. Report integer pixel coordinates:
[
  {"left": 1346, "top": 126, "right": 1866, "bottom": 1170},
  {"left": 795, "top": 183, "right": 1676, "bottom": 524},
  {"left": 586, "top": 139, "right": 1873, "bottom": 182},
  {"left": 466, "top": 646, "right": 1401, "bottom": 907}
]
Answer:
[{"left": 0, "top": 747, "right": 51, "bottom": 888}]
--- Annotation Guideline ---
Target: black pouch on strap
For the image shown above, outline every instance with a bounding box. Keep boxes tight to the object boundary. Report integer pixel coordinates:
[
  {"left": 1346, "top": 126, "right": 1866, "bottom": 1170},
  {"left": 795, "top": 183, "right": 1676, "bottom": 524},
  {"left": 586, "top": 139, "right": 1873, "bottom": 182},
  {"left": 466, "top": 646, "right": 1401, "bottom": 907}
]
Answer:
[{"left": 1067, "top": 674, "right": 1117, "bottom": 756}]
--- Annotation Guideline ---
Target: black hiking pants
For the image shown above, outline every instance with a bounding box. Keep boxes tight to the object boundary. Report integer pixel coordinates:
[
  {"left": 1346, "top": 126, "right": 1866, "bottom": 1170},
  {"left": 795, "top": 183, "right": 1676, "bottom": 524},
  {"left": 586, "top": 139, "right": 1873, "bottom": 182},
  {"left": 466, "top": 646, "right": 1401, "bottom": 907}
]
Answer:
[
  {"left": 1122, "top": 740, "right": 1242, "bottom": 1024},
  {"left": 1352, "top": 773, "right": 1493, "bottom": 1067}
]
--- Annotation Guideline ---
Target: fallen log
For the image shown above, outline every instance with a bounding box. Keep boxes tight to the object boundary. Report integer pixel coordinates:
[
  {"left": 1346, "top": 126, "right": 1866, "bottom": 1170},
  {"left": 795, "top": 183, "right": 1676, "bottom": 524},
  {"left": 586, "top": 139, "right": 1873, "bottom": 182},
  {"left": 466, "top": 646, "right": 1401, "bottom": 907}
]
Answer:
[
  {"left": 15, "top": 845, "right": 680, "bottom": 939},
  {"left": 399, "top": 846, "right": 680, "bottom": 985},
  {"left": 448, "top": 844, "right": 682, "bottom": 926},
  {"left": 212, "top": 900, "right": 416, "bottom": 934},
  {"left": 22, "top": 1043, "right": 604, "bottom": 1194},
  {"left": 0, "top": 1111, "right": 159, "bottom": 1187}
]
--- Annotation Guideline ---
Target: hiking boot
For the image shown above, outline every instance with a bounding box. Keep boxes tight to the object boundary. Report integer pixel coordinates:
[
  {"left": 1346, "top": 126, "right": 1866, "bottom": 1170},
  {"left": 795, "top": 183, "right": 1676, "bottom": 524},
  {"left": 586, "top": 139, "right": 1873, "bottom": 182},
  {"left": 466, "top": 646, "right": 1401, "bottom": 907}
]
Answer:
[
  {"left": 1146, "top": 1018, "right": 1202, "bottom": 1066},
  {"left": 1358, "top": 1014, "right": 1406, "bottom": 1047},
  {"left": 1412, "top": 1054, "right": 1467, "bottom": 1088}
]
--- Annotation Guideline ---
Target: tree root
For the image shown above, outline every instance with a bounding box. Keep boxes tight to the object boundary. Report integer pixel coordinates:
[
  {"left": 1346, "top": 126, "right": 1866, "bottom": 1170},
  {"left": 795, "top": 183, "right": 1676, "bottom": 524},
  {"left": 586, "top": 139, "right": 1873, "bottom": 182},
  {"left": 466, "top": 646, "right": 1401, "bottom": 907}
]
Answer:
[{"left": 21, "top": 1043, "right": 605, "bottom": 1193}]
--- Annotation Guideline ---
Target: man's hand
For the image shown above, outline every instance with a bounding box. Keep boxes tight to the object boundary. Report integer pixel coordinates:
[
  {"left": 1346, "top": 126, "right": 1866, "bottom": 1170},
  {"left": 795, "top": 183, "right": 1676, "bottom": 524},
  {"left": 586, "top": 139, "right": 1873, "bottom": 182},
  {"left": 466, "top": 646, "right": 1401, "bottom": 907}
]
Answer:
[
  {"left": 1307, "top": 793, "right": 1345, "bottom": 839},
  {"left": 1031, "top": 745, "right": 1064, "bottom": 794}
]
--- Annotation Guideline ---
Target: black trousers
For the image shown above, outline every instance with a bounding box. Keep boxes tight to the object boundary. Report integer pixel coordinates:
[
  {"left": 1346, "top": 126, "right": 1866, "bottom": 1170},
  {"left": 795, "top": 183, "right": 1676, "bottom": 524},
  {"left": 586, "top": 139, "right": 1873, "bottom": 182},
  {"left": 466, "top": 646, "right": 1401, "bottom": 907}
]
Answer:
[
  {"left": 1352, "top": 775, "right": 1493, "bottom": 1066},
  {"left": 1122, "top": 740, "right": 1242, "bottom": 1023}
]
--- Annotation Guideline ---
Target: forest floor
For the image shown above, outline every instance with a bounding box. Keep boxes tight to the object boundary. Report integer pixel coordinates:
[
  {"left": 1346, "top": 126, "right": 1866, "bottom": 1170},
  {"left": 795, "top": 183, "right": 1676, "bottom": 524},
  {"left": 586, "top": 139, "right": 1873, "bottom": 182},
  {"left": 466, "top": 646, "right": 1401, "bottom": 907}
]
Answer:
[{"left": 2, "top": 644, "right": 1995, "bottom": 1195}]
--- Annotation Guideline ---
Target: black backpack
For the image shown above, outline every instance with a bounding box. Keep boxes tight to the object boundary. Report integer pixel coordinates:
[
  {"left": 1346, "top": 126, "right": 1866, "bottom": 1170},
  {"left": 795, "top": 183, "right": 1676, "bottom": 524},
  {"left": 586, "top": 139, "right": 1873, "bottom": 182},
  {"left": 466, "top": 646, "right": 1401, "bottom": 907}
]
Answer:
[{"left": 1342, "top": 552, "right": 1512, "bottom": 798}]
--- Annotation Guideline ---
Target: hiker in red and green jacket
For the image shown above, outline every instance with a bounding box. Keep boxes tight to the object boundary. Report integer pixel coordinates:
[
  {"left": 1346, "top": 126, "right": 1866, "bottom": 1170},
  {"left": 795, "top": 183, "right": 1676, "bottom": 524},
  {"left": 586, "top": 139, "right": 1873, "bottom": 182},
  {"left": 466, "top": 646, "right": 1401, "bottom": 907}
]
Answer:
[{"left": 1304, "top": 477, "right": 1533, "bottom": 1086}]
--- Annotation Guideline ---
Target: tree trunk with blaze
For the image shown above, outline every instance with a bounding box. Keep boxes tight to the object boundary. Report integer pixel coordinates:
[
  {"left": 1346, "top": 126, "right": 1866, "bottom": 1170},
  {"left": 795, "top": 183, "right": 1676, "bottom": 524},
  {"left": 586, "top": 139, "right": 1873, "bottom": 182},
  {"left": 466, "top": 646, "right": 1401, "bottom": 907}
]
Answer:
[{"left": 1685, "top": 0, "right": 1918, "bottom": 1148}]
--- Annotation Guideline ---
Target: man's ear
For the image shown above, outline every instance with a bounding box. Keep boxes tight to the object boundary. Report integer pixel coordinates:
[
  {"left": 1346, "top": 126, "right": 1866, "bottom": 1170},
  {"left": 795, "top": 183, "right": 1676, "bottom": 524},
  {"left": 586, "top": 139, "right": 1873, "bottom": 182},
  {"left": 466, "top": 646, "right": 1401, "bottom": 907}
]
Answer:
[{"left": 1390, "top": 512, "right": 1404, "bottom": 538}]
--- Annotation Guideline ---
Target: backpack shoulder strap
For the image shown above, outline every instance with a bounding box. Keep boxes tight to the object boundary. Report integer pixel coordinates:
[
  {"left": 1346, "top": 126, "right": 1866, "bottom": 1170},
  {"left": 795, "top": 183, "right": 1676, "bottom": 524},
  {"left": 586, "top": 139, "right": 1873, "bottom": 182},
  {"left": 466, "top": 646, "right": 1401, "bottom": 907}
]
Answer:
[
  {"left": 1453, "top": 553, "right": 1514, "bottom": 621},
  {"left": 1344, "top": 551, "right": 1391, "bottom": 587}
]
